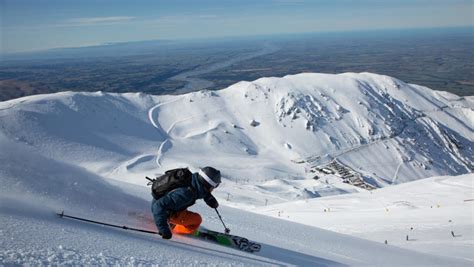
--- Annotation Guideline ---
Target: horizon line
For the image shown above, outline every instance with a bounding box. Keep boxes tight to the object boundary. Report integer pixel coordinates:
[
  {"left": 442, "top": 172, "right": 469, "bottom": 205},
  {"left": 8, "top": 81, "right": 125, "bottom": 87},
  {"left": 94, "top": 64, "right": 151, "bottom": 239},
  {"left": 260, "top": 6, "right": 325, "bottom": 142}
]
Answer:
[{"left": 2, "top": 25, "right": 472, "bottom": 56}]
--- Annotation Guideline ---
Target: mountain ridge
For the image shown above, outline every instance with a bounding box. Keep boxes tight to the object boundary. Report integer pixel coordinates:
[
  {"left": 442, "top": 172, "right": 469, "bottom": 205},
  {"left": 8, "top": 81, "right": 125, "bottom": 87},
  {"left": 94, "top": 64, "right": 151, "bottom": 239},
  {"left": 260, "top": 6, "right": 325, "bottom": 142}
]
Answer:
[{"left": 0, "top": 72, "right": 472, "bottom": 206}]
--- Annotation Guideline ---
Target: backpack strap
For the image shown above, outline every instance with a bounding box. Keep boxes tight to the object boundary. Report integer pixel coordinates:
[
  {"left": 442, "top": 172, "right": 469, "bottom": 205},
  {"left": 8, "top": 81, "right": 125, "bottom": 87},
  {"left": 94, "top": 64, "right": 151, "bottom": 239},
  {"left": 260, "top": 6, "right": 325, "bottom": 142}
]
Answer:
[
  {"left": 145, "top": 176, "right": 155, "bottom": 186},
  {"left": 187, "top": 185, "right": 198, "bottom": 200}
]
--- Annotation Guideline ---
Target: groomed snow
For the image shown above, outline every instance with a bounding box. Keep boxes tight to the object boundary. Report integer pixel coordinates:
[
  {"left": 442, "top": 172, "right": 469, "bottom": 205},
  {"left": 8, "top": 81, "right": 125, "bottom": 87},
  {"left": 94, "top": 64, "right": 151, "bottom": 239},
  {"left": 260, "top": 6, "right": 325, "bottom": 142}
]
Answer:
[{"left": 256, "top": 173, "right": 474, "bottom": 262}]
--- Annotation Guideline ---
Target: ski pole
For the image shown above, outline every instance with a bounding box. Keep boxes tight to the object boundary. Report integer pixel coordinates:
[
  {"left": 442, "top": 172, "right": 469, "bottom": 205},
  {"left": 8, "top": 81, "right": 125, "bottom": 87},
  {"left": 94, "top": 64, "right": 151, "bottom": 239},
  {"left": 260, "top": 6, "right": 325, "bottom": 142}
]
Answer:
[
  {"left": 57, "top": 211, "right": 159, "bottom": 234},
  {"left": 214, "top": 208, "right": 230, "bottom": 234}
]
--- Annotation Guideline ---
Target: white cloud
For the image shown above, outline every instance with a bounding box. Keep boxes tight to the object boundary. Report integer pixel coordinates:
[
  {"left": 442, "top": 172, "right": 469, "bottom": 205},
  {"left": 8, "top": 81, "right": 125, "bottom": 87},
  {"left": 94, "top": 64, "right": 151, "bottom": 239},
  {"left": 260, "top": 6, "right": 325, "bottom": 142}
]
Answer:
[
  {"left": 197, "top": 15, "right": 220, "bottom": 19},
  {"left": 63, "top": 16, "right": 135, "bottom": 26},
  {"left": 272, "top": 0, "right": 305, "bottom": 4}
]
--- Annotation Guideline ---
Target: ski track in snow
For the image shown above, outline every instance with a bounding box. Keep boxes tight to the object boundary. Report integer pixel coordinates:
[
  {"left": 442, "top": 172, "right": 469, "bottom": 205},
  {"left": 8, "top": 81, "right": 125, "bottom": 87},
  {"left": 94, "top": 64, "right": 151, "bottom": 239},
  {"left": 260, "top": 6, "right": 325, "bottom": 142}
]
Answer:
[
  {"left": 391, "top": 160, "right": 403, "bottom": 184},
  {"left": 148, "top": 98, "right": 181, "bottom": 132},
  {"left": 147, "top": 98, "right": 182, "bottom": 167}
]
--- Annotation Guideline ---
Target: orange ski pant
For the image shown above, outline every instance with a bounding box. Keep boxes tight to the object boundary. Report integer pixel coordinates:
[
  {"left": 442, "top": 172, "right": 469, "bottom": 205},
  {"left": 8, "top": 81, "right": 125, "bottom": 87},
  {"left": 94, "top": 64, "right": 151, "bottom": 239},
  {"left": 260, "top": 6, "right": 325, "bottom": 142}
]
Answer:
[{"left": 169, "top": 210, "right": 202, "bottom": 234}]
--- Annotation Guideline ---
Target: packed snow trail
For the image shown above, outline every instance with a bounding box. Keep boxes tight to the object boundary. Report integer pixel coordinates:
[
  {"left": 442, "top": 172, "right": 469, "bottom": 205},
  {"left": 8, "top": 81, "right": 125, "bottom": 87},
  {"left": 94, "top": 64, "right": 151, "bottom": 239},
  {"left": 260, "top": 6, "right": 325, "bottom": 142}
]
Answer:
[{"left": 255, "top": 173, "right": 474, "bottom": 262}]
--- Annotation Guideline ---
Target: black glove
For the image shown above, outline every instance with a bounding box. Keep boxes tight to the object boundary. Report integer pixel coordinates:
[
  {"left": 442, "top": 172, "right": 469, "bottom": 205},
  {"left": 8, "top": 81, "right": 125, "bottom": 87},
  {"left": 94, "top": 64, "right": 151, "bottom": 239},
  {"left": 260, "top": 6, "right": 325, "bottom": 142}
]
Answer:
[
  {"left": 159, "top": 229, "right": 172, "bottom": 240},
  {"left": 205, "top": 194, "right": 219, "bottom": 209},
  {"left": 209, "top": 200, "right": 219, "bottom": 209}
]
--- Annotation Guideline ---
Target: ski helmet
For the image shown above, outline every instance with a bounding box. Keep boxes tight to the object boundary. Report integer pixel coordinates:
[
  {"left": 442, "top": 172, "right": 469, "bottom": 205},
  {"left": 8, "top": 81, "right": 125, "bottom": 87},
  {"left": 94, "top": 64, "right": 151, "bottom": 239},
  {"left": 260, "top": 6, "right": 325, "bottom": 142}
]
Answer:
[{"left": 198, "top": 166, "right": 221, "bottom": 188}]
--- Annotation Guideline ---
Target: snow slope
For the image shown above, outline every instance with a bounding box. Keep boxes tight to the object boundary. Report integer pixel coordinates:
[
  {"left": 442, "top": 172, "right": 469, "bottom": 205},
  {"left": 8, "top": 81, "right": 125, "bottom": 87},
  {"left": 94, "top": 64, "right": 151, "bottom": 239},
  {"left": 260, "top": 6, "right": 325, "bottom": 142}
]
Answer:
[
  {"left": 0, "top": 145, "right": 471, "bottom": 265},
  {"left": 1, "top": 72, "right": 473, "bottom": 265},
  {"left": 256, "top": 173, "right": 474, "bottom": 262},
  {"left": 0, "top": 73, "right": 472, "bottom": 207}
]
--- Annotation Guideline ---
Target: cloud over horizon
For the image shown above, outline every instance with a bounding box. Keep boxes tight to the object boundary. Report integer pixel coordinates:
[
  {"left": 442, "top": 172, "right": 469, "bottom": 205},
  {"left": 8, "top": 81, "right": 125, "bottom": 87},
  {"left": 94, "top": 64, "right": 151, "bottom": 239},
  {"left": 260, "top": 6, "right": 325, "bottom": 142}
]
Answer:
[
  {"left": 64, "top": 16, "right": 135, "bottom": 27},
  {"left": 2, "top": 0, "right": 473, "bottom": 53}
]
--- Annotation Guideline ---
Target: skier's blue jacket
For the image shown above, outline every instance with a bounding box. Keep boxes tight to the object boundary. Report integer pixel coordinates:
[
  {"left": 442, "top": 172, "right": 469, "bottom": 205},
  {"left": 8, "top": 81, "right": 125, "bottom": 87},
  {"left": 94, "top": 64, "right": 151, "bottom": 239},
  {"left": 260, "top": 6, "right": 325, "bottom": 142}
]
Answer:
[{"left": 151, "top": 172, "right": 218, "bottom": 236}]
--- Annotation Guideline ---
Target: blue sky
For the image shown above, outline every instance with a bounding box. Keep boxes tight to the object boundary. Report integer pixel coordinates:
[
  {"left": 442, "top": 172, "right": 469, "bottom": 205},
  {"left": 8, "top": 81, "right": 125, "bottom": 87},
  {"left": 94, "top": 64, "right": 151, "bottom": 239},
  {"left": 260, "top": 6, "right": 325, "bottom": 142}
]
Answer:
[{"left": 1, "top": 0, "right": 473, "bottom": 53}]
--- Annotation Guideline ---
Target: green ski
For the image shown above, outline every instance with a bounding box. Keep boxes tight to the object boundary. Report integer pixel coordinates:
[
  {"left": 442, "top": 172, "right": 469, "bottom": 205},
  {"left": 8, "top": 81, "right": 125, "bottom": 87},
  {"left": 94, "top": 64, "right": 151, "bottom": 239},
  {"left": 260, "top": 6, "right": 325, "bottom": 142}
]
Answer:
[{"left": 192, "top": 228, "right": 261, "bottom": 253}]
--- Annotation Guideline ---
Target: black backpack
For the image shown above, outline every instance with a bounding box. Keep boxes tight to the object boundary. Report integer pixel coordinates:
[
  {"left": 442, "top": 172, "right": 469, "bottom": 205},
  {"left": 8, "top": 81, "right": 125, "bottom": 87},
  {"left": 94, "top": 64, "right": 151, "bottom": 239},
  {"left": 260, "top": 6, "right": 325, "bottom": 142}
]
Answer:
[{"left": 146, "top": 168, "right": 193, "bottom": 199}]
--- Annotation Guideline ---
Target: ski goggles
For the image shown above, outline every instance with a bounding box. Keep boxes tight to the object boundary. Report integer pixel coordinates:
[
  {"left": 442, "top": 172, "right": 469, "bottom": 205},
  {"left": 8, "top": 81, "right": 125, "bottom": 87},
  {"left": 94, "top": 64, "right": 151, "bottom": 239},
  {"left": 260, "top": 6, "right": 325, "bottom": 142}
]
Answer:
[{"left": 198, "top": 169, "right": 220, "bottom": 188}]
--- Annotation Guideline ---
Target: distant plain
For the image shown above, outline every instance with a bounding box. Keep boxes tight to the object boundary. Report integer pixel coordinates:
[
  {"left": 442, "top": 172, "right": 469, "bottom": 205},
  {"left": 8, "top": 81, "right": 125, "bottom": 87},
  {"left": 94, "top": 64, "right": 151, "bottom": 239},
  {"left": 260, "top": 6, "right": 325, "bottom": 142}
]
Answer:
[{"left": 0, "top": 27, "right": 472, "bottom": 101}]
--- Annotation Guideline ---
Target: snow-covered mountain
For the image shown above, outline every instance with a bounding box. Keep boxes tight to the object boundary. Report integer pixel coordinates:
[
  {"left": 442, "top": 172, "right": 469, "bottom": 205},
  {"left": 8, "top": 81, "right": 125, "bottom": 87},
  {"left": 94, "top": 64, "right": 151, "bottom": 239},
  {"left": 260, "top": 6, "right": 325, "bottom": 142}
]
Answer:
[
  {"left": 0, "top": 72, "right": 472, "bottom": 206},
  {"left": 1, "top": 72, "right": 473, "bottom": 265}
]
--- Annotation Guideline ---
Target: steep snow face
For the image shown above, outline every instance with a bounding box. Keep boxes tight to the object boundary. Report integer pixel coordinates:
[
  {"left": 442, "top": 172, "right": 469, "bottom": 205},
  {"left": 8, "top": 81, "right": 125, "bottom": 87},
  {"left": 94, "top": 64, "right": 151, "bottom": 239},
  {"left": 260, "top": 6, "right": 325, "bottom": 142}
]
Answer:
[
  {"left": 0, "top": 73, "right": 472, "bottom": 206},
  {"left": 2, "top": 162, "right": 471, "bottom": 266},
  {"left": 0, "top": 135, "right": 471, "bottom": 265}
]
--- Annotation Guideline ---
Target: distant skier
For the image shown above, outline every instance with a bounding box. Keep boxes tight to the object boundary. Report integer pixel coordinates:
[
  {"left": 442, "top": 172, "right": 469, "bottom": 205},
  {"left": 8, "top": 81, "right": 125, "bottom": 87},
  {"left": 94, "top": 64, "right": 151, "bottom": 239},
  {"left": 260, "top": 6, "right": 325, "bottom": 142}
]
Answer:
[{"left": 150, "top": 166, "right": 221, "bottom": 239}]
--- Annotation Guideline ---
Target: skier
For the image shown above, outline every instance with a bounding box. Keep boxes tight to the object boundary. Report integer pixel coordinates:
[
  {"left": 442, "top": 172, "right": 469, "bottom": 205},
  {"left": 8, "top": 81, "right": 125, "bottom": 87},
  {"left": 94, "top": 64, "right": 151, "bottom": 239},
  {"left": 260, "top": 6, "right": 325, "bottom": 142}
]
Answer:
[{"left": 151, "top": 166, "right": 221, "bottom": 239}]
